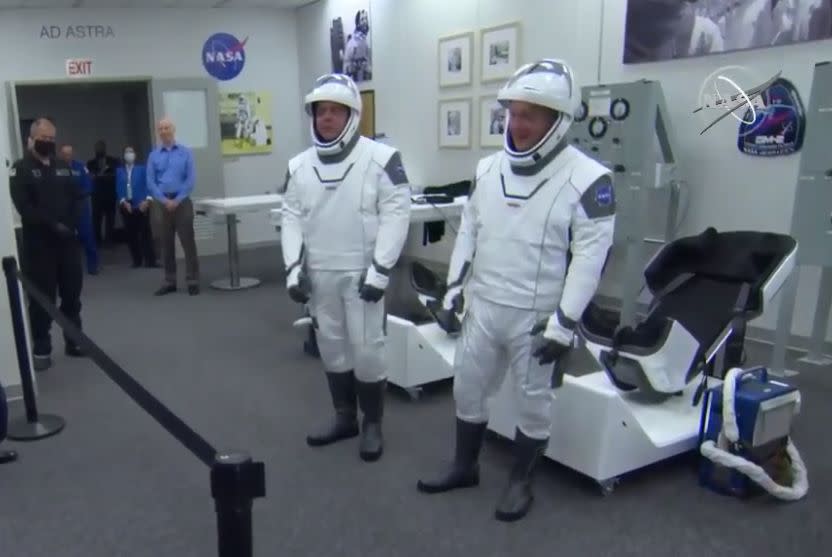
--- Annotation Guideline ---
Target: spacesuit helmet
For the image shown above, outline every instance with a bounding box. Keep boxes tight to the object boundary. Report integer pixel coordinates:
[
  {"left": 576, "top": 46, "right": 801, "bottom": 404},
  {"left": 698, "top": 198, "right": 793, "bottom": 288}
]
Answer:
[
  {"left": 304, "top": 73, "right": 362, "bottom": 157},
  {"left": 497, "top": 59, "right": 579, "bottom": 167}
]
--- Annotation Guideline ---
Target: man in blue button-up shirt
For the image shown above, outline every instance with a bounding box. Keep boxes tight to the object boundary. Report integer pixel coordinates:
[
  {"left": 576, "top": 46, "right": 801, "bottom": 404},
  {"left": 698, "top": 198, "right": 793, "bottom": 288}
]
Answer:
[{"left": 146, "top": 117, "right": 200, "bottom": 296}]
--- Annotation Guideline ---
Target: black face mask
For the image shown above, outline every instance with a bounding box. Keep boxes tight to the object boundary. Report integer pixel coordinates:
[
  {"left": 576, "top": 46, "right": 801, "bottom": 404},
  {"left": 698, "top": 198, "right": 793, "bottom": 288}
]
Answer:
[{"left": 33, "top": 140, "right": 55, "bottom": 158}]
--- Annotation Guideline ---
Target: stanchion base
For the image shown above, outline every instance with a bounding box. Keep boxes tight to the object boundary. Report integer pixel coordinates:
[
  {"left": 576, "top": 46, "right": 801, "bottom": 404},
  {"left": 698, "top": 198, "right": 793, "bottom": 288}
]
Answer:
[
  {"left": 797, "top": 354, "right": 832, "bottom": 366},
  {"left": 7, "top": 413, "right": 66, "bottom": 441},
  {"left": 211, "top": 277, "right": 261, "bottom": 291}
]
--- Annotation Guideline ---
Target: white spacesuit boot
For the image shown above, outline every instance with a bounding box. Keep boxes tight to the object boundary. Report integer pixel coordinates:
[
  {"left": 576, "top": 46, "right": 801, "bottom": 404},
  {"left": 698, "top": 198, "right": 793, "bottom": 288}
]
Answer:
[{"left": 281, "top": 73, "right": 411, "bottom": 460}]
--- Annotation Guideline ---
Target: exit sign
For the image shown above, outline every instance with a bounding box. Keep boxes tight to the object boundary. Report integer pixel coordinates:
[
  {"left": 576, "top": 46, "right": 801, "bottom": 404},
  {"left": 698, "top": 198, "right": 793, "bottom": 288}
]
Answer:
[{"left": 65, "top": 58, "right": 93, "bottom": 77}]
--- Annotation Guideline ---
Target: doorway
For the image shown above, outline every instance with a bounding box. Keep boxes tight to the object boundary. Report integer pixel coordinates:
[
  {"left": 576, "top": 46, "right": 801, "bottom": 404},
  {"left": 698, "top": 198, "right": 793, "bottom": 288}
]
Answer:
[{"left": 14, "top": 79, "right": 154, "bottom": 259}]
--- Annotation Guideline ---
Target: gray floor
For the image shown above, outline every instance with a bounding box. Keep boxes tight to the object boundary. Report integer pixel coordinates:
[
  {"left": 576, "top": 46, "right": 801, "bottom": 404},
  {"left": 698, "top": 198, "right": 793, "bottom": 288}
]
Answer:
[{"left": 0, "top": 245, "right": 829, "bottom": 557}]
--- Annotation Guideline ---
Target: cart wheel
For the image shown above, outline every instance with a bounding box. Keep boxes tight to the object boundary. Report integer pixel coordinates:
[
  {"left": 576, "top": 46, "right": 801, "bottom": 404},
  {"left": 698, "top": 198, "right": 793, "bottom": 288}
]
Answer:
[
  {"left": 599, "top": 478, "right": 619, "bottom": 497},
  {"left": 405, "top": 387, "right": 423, "bottom": 401}
]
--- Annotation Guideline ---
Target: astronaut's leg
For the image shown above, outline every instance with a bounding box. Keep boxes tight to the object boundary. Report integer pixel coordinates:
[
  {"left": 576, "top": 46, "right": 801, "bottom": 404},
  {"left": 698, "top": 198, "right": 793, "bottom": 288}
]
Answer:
[
  {"left": 417, "top": 296, "right": 505, "bottom": 493},
  {"left": 305, "top": 271, "right": 359, "bottom": 447},
  {"left": 344, "top": 271, "right": 387, "bottom": 461},
  {"left": 494, "top": 309, "right": 555, "bottom": 522}
]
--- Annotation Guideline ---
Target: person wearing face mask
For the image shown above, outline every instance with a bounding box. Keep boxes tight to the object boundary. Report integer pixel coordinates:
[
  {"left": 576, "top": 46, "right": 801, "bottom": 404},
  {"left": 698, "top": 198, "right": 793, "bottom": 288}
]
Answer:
[
  {"left": 59, "top": 144, "right": 98, "bottom": 275},
  {"left": 9, "top": 117, "right": 88, "bottom": 371},
  {"left": 281, "top": 73, "right": 411, "bottom": 462},
  {"left": 415, "top": 60, "right": 616, "bottom": 522},
  {"left": 116, "top": 146, "right": 157, "bottom": 268},
  {"left": 86, "top": 139, "right": 120, "bottom": 246}
]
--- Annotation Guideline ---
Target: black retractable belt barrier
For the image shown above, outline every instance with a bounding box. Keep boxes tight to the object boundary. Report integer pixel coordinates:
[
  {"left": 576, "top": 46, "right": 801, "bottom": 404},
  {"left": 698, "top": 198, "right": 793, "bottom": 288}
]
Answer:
[{"left": 1, "top": 255, "right": 266, "bottom": 557}]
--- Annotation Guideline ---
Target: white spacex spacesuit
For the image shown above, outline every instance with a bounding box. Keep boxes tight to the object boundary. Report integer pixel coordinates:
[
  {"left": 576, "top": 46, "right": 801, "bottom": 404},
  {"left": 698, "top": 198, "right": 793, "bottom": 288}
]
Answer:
[
  {"left": 281, "top": 73, "right": 411, "bottom": 462},
  {"left": 417, "top": 59, "right": 616, "bottom": 522},
  {"left": 236, "top": 96, "right": 251, "bottom": 142}
]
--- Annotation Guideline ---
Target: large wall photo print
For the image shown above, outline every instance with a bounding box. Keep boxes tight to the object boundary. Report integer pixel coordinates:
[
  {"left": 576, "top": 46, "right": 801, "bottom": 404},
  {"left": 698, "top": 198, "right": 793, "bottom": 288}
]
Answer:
[
  {"left": 623, "top": 0, "right": 832, "bottom": 64},
  {"left": 329, "top": 1, "right": 372, "bottom": 83}
]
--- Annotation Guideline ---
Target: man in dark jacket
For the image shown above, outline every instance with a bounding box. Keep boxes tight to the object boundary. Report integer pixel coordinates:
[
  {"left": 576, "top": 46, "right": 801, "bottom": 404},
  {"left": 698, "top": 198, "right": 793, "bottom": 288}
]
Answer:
[
  {"left": 86, "top": 139, "right": 120, "bottom": 245},
  {"left": 10, "top": 117, "right": 87, "bottom": 371}
]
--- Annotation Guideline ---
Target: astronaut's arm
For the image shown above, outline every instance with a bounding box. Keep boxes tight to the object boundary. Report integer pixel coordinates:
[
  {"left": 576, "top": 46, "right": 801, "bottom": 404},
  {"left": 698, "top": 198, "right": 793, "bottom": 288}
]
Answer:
[
  {"left": 548, "top": 175, "right": 616, "bottom": 345},
  {"left": 280, "top": 170, "right": 304, "bottom": 277},
  {"left": 370, "top": 151, "right": 411, "bottom": 277},
  {"left": 445, "top": 179, "right": 478, "bottom": 290}
]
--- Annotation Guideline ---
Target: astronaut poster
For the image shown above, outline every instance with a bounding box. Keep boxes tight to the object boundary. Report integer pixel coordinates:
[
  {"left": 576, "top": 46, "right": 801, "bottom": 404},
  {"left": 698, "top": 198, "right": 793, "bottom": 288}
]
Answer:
[
  {"left": 329, "top": 1, "right": 372, "bottom": 83},
  {"left": 219, "top": 91, "right": 274, "bottom": 156},
  {"left": 623, "top": 0, "right": 832, "bottom": 64}
]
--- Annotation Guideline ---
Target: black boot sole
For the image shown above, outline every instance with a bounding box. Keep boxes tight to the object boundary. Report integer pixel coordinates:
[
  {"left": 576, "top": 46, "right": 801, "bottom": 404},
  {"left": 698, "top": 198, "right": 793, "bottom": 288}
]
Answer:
[
  {"left": 360, "top": 448, "right": 382, "bottom": 462},
  {"left": 495, "top": 495, "right": 533, "bottom": 522},
  {"left": 306, "top": 425, "right": 359, "bottom": 447},
  {"left": 416, "top": 470, "right": 479, "bottom": 494}
]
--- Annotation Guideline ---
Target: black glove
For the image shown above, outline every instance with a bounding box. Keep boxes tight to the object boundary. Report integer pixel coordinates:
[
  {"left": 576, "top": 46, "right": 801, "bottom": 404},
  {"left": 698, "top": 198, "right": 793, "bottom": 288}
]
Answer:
[
  {"left": 426, "top": 298, "right": 462, "bottom": 335},
  {"left": 530, "top": 318, "right": 571, "bottom": 365},
  {"left": 54, "top": 222, "right": 76, "bottom": 240},
  {"left": 358, "top": 270, "right": 385, "bottom": 303},
  {"left": 288, "top": 272, "right": 311, "bottom": 304}
]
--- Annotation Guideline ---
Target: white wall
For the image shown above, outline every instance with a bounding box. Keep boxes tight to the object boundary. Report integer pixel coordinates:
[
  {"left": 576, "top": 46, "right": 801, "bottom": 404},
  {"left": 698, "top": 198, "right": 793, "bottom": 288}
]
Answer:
[
  {"left": 0, "top": 7, "right": 305, "bottom": 246},
  {"left": 298, "top": 0, "right": 832, "bottom": 344}
]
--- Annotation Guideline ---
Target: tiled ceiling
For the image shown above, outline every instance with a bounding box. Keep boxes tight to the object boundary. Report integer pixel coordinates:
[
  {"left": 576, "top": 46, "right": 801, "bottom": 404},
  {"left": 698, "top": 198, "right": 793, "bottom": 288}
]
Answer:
[{"left": 0, "top": 0, "right": 318, "bottom": 8}]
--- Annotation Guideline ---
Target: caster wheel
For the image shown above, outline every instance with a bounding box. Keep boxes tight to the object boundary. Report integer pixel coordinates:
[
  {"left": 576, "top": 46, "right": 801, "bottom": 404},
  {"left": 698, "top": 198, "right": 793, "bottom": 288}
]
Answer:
[
  {"left": 598, "top": 478, "right": 619, "bottom": 497},
  {"left": 405, "top": 387, "right": 422, "bottom": 401}
]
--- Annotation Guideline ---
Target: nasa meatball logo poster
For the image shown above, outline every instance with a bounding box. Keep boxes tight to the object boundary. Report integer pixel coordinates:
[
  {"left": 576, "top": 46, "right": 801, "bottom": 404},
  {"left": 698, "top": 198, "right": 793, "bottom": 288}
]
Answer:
[
  {"left": 737, "top": 77, "right": 806, "bottom": 157},
  {"left": 329, "top": 1, "right": 372, "bottom": 84}
]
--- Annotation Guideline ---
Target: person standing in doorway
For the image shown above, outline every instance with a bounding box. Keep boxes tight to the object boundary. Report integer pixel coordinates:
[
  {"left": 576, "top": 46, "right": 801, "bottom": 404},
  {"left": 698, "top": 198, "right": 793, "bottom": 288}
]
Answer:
[
  {"left": 59, "top": 144, "right": 99, "bottom": 275},
  {"left": 87, "top": 140, "right": 119, "bottom": 245},
  {"left": 9, "top": 117, "right": 87, "bottom": 371},
  {"left": 146, "top": 117, "right": 200, "bottom": 296},
  {"left": 117, "top": 145, "right": 157, "bottom": 269}
]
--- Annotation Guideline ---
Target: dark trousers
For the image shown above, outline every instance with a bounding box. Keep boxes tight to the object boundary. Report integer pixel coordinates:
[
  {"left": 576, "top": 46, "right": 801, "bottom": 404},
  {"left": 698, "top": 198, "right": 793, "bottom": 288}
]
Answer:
[
  {"left": 159, "top": 197, "right": 199, "bottom": 286},
  {"left": 121, "top": 205, "right": 156, "bottom": 266},
  {"left": 20, "top": 232, "right": 83, "bottom": 355},
  {"left": 93, "top": 184, "right": 116, "bottom": 244}
]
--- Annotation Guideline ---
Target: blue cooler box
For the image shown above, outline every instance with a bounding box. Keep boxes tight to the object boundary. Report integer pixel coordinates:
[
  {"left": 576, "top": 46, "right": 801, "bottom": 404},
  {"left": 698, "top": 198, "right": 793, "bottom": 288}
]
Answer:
[{"left": 698, "top": 367, "right": 801, "bottom": 497}]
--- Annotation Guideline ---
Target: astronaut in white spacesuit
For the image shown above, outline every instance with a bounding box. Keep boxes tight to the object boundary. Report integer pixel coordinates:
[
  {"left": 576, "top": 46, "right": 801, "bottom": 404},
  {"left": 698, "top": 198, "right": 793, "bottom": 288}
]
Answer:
[
  {"left": 280, "top": 73, "right": 411, "bottom": 462},
  {"left": 235, "top": 95, "right": 252, "bottom": 145},
  {"left": 416, "top": 59, "right": 616, "bottom": 521}
]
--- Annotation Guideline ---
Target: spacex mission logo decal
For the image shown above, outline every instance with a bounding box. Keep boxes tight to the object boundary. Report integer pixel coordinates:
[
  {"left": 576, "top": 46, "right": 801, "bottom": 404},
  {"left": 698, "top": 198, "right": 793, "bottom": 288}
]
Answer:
[{"left": 202, "top": 32, "right": 248, "bottom": 81}]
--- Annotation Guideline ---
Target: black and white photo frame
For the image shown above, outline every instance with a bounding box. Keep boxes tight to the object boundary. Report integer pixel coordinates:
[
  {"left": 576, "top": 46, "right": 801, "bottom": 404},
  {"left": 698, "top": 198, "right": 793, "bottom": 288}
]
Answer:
[
  {"left": 480, "top": 22, "right": 521, "bottom": 83},
  {"left": 438, "top": 31, "right": 474, "bottom": 88},
  {"left": 438, "top": 98, "right": 471, "bottom": 149},
  {"left": 479, "top": 95, "right": 506, "bottom": 148}
]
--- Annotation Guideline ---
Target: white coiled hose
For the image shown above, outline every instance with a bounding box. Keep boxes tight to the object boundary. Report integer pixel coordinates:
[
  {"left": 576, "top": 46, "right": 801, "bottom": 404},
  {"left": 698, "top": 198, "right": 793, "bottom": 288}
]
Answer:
[{"left": 699, "top": 367, "right": 809, "bottom": 501}]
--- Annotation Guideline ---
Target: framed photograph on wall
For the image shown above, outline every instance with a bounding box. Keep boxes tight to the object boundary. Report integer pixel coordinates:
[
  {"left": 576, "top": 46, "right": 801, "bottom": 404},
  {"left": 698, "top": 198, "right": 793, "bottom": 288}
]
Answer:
[
  {"left": 480, "top": 22, "right": 521, "bottom": 83},
  {"left": 622, "top": 0, "right": 832, "bottom": 63},
  {"left": 438, "top": 98, "right": 471, "bottom": 149},
  {"left": 360, "top": 90, "right": 376, "bottom": 138},
  {"left": 438, "top": 31, "right": 473, "bottom": 87},
  {"left": 479, "top": 96, "right": 506, "bottom": 148}
]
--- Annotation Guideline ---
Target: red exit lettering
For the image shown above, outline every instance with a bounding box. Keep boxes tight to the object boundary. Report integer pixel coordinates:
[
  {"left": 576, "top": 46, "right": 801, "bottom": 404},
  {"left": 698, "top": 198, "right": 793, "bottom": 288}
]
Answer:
[{"left": 66, "top": 59, "right": 93, "bottom": 77}]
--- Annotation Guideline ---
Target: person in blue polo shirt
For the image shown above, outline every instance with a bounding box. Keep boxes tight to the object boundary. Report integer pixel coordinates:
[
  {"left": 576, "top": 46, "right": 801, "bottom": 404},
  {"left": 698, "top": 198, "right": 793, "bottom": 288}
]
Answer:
[
  {"left": 117, "top": 145, "right": 157, "bottom": 269},
  {"left": 59, "top": 144, "right": 98, "bottom": 275},
  {"left": 146, "top": 117, "right": 199, "bottom": 296}
]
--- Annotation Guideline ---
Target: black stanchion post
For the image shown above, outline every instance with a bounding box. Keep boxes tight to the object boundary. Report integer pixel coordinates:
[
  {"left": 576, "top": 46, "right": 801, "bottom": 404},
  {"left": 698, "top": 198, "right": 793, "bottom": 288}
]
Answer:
[
  {"left": 211, "top": 451, "right": 266, "bottom": 557},
  {"left": 2, "top": 256, "right": 65, "bottom": 441}
]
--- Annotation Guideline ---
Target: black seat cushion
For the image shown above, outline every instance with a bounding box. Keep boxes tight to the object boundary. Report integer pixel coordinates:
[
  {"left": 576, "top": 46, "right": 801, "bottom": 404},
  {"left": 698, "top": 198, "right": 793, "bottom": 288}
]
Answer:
[{"left": 581, "top": 228, "right": 795, "bottom": 352}]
